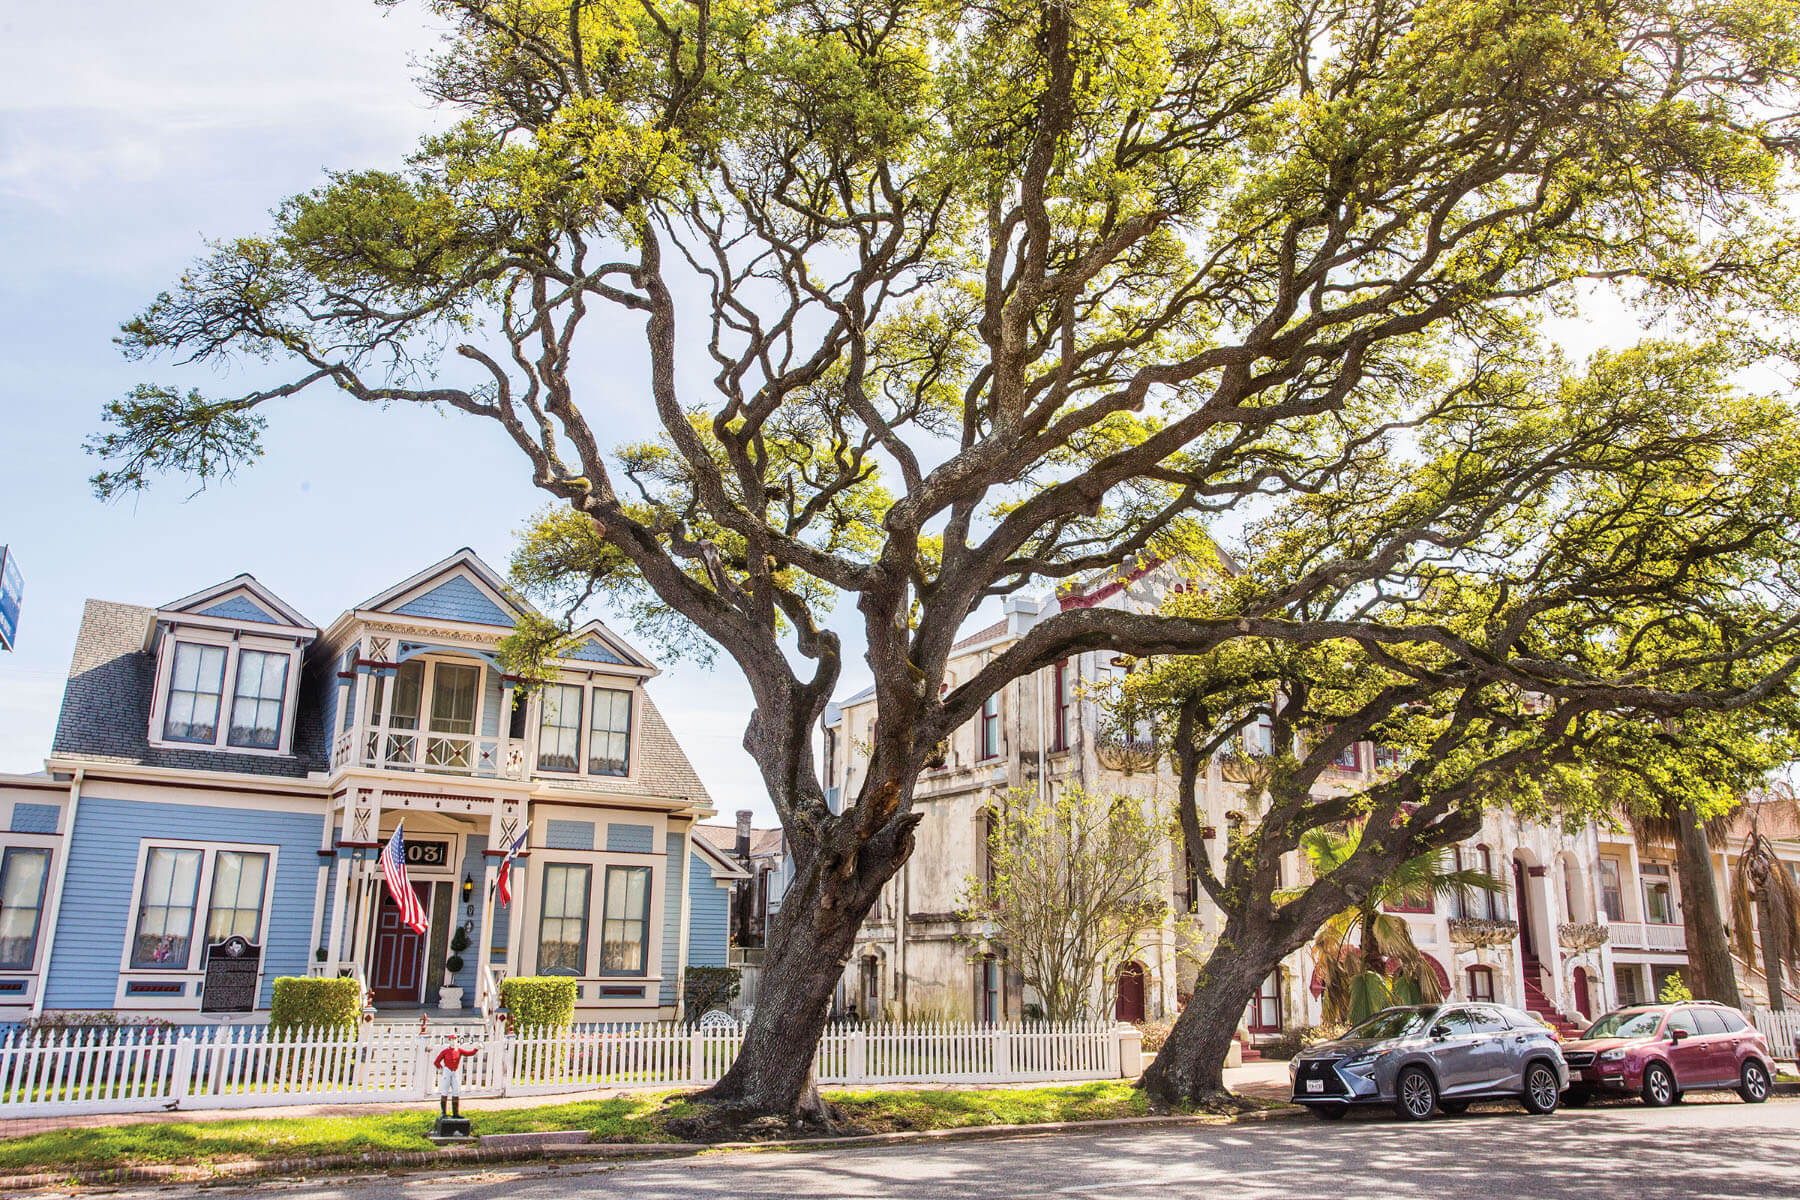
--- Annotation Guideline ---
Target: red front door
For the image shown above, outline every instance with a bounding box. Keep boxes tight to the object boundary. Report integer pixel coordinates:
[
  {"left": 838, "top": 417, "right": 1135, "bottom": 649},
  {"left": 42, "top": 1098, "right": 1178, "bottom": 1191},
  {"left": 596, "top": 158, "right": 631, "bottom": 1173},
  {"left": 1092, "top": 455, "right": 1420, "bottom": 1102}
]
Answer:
[
  {"left": 370, "top": 883, "right": 428, "bottom": 1003},
  {"left": 1115, "top": 961, "right": 1147, "bottom": 1023},
  {"left": 1573, "top": 968, "right": 1591, "bottom": 1019}
]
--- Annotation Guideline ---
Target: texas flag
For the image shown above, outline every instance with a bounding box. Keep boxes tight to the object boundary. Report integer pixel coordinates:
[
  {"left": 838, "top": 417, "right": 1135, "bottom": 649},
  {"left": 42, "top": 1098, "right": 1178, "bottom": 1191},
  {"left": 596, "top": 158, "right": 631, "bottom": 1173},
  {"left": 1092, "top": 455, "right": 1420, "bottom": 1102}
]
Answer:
[{"left": 494, "top": 829, "right": 528, "bottom": 906}]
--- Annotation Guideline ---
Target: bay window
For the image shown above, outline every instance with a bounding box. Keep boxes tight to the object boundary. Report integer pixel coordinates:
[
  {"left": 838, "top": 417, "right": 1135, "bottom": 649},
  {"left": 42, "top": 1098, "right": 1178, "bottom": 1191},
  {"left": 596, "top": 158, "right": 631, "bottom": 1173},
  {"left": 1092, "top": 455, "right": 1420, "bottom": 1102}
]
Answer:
[
  {"left": 537, "top": 863, "right": 591, "bottom": 975},
  {"left": 204, "top": 850, "right": 270, "bottom": 943},
  {"left": 132, "top": 847, "right": 203, "bottom": 967},
  {"left": 0, "top": 848, "right": 50, "bottom": 969},
  {"left": 601, "top": 865, "right": 652, "bottom": 975}
]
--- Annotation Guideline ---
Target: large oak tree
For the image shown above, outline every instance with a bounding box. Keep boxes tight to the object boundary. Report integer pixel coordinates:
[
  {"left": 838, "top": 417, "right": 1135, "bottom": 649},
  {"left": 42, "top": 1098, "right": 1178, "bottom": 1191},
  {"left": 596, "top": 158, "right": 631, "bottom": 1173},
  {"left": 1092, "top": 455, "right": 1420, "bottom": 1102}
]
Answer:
[{"left": 92, "top": 0, "right": 1800, "bottom": 1115}]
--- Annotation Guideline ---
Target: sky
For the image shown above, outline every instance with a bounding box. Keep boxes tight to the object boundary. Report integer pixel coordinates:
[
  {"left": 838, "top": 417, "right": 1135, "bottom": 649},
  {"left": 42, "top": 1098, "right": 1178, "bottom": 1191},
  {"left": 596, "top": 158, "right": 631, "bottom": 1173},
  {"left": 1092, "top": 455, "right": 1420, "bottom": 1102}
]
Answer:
[{"left": 0, "top": 1, "right": 801, "bottom": 826}]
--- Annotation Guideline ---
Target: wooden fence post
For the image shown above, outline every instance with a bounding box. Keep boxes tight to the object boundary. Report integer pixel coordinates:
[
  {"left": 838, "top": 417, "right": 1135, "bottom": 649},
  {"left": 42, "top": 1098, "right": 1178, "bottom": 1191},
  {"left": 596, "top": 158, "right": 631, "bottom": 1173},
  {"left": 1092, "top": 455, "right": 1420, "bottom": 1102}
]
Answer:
[{"left": 168, "top": 1037, "right": 196, "bottom": 1111}]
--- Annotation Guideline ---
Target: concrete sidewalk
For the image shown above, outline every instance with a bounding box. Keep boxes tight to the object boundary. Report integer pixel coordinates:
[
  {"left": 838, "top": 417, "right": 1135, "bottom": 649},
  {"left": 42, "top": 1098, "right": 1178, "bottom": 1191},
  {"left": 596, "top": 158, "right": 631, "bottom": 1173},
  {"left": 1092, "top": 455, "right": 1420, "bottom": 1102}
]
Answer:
[{"left": 0, "top": 1062, "right": 1294, "bottom": 1138}]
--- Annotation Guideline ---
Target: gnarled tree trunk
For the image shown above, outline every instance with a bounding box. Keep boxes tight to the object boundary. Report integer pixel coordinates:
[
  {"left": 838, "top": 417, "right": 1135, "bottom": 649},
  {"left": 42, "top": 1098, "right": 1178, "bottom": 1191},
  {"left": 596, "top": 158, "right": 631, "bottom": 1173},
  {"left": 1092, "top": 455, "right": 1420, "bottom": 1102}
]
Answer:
[{"left": 1139, "top": 916, "right": 1283, "bottom": 1104}]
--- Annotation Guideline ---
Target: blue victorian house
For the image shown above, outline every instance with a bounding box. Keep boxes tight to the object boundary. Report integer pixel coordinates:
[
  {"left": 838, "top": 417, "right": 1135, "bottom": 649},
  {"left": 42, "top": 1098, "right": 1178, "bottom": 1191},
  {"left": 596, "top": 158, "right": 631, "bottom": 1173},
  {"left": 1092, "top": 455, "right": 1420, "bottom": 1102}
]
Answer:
[{"left": 0, "top": 549, "right": 742, "bottom": 1022}]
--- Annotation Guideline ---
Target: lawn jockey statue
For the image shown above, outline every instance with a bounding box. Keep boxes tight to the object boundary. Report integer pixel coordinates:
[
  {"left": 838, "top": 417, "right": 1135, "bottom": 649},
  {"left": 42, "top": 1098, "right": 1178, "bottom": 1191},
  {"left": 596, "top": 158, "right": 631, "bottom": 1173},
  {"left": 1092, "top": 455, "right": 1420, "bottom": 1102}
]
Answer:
[{"left": 431, "top": 1033, "right": 479, "bottom": 1138}]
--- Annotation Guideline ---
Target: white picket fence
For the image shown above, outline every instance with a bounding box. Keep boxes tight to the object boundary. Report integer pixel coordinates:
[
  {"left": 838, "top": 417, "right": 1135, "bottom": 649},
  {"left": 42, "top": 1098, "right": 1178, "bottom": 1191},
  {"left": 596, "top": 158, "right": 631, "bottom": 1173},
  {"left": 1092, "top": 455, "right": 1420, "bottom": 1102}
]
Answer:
[
  {"left": 1751, "top": 1007, "right": 1800, "bottom": 1062},
  {"left": 0, "top": 1019, "right": 1130, "bottom": 1118}
]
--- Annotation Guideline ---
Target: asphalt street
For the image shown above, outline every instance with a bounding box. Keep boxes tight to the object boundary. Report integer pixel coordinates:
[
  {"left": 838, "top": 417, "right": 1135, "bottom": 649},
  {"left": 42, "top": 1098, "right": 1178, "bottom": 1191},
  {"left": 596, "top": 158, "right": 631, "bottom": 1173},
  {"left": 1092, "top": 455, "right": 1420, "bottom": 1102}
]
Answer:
[{"left": 135, "top": 1095, "right": 1800, "bottom": 1200}]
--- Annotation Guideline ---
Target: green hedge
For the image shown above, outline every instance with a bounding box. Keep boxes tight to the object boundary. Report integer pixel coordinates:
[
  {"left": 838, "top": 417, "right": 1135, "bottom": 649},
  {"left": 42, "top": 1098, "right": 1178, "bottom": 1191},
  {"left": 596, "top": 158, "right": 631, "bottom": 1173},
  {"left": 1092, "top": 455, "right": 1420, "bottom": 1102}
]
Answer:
[
  {"left": 499, "top": 976, "right": 578, "bottom": 1030},
  {"left": 268, "top": 977, "right": 362, "bottom": 1037}
]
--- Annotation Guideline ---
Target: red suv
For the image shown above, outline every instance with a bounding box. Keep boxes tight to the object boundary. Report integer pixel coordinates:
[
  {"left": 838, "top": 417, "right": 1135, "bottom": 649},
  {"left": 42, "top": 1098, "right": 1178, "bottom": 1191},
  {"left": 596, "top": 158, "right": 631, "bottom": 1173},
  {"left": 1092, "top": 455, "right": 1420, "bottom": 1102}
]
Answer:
[{"left": 1561, "top": 1001, "right": 1775, "bottom": 1107}]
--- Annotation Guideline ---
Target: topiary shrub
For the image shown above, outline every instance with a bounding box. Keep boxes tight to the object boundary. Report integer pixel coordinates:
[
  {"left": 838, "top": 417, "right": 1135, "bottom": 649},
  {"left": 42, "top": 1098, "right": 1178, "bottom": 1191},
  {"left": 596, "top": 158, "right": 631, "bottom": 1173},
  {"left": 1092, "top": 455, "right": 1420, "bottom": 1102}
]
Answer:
[
  {"left": 499, "top": 976, "right": 578, "bottom": 1030},
  {"left": 268, "top": 976, "right": 362, "bottom": 1037},
  {"left": 446, "top": 927, "right": 471, "bottom": 976},
  {"left": 683, "top": 966, "right": 741, "bottom": 1025}
]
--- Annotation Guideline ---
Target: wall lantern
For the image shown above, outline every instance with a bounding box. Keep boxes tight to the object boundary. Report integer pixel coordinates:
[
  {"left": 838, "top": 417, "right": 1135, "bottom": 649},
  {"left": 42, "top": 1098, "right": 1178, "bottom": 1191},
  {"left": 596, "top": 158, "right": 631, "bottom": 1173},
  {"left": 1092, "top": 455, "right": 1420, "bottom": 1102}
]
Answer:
[{"left": 462, "top": 873, "right": 475, "bottom": 903}]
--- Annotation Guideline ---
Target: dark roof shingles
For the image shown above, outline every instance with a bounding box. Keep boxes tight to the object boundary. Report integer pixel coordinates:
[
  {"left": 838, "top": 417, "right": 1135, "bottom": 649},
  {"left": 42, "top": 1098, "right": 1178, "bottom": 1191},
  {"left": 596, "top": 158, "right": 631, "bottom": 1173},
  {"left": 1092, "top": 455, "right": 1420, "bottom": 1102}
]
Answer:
[{"left": 51, "top": 599, "right": 325, "bottom": 779}]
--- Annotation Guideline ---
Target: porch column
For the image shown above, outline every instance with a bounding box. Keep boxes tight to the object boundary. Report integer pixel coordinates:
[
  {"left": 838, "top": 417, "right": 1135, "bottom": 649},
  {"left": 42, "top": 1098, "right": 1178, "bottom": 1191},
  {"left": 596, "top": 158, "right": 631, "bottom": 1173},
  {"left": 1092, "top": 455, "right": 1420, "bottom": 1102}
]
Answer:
[{"left": 476, "top": 860, "right": 498, "bottom": 1007}]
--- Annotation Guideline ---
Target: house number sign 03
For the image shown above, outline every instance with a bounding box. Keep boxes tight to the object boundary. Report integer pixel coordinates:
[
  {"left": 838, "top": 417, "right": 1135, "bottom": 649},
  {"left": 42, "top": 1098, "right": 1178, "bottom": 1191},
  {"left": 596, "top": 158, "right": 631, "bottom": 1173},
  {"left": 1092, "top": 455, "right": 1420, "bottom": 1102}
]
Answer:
[{"left": 405, "top": 840, "right": 450, "bottom": 868}]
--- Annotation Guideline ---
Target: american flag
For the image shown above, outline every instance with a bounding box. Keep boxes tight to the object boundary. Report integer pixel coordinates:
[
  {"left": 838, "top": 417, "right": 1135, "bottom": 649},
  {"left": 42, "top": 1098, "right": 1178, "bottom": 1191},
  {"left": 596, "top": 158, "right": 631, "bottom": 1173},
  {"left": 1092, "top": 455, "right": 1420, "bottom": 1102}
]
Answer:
[
  {"left": 380, "top": 823, "right": 429, "bottom": 935},
  {"left": 494, "top": 828, "right": 528, "bottom": 907}
]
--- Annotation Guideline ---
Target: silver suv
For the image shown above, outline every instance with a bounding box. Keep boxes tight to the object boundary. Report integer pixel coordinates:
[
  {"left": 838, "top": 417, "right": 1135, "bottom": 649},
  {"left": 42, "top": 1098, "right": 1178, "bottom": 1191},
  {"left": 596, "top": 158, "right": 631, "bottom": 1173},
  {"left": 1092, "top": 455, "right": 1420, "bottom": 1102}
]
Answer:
[{"left": 1290, "top": 1003, "right": 1569, "bottom": 1121}]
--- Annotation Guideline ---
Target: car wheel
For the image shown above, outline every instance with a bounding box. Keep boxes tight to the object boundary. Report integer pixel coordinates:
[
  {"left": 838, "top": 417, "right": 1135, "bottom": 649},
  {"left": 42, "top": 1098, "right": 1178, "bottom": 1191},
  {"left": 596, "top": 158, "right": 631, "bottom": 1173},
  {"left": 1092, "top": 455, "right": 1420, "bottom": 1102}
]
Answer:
[
  {"left": 1309, "top": 1104, "right": 1348, "bottom": 1121},
  {"left": 1563, "top": 1088, "right": 1593, "bottom": 1108},
  {"left": 1439, "top": 1101, "right": 1468, "bottom": 1115},
  {"left": 1521, "top": 1061, "right": 1560, "bottom": 1115},
  {"left": 1393, "top": 1066, "right": 1437, "bottom": 1121},
  {"left": 1642, "top": 1062, "right": 1676, "bottom": 1107},
  {"left": 1740, "top": 1060, "right": 1771, "bottom": 1104}
]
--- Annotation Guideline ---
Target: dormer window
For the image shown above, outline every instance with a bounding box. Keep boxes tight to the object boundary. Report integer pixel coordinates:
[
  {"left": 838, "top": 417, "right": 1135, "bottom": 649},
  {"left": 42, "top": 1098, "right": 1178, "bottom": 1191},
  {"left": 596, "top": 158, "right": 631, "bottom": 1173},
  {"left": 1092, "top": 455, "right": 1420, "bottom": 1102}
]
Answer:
[
  {"left": 164, "top": 644, "right": 227, "bottom": 743},
  {"left": 151, "top": 634, "right": 302, "bottom": 756},
  {"left": 228, "top": 650, "right": 289, "bottom": 750}
]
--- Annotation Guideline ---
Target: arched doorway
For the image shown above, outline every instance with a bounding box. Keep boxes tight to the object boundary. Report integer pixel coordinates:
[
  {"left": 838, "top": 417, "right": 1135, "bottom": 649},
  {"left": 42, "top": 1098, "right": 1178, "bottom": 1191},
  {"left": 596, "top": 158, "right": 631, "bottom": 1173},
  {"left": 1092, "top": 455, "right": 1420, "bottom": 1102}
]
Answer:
[
  {"left": 1115, "top": 961, "right": 1147, "bottom": 1022},
  {"left": 1572, "top": 967, "right": 1592, "bottom": 1019}
]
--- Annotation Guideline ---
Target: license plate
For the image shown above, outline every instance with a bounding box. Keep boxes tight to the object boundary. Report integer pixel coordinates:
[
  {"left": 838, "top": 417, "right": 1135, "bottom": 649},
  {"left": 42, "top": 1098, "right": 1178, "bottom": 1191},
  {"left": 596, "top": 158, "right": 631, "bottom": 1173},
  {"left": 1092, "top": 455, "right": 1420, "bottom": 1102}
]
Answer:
[{"left": 1306, "top": 1079, "right": 1325, "bottom": 1093}]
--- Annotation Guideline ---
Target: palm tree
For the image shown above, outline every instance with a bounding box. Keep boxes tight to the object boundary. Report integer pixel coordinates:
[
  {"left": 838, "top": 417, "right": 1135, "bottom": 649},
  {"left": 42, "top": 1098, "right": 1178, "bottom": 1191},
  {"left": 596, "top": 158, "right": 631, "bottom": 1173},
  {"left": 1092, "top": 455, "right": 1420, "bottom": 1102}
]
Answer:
[
  {"left": 1299, "top": 826, "right": 1506, "bottom": 1025},
  {"left": 1729, "top": 794, "right": 1800, "bottom": 1012}
]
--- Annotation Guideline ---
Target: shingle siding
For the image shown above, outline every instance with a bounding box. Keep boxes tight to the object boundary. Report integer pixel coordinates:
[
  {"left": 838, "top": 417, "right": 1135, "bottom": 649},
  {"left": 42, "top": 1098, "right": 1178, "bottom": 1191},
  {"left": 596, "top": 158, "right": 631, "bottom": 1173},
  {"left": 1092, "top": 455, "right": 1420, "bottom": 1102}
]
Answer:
[
  {"left": 545, "top": 820, "right": 595, "bottom": 851},
  {"left": 607, "top": 823, "right": 654, "bottom": 853},
  {"left": 44, "top": 795, "right": 325, "bottom": 1010},
  {"left": 569, "top": 637, "right": 625, "bottom": 664},
  {"left": 198, "top": 597, "right": 280, "bottom": 624},
  {"left": 391, "top": 576, "right": 515, "bottom": 628},
  {"left": 9, "top": 803, "right": 59, "bottom": 834}
]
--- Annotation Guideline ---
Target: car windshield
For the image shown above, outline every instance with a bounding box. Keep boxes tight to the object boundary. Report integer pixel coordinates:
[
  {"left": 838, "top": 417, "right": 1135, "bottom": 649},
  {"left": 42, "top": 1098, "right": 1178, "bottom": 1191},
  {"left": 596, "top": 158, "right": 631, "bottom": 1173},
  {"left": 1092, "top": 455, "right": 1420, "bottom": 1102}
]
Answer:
[
  {"left": 1582, "top": 1009, "right": 1664, "bottom": 1039},
  {"left": 1347, "top": 1008, "right": 1435, "bottom": 1040}
]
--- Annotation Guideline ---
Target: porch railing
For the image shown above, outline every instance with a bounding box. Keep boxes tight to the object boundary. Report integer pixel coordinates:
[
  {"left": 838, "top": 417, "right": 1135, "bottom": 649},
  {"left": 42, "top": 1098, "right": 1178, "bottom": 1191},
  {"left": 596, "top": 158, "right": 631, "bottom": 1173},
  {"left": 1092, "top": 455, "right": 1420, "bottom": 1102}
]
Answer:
[
  {"left": 0, "top": 1019, "right": 1130, "bottom": 1118},
  {"left": 1606, "top": 921, "right": 1687, "bottom": 952},
  {"left": 330, "top": 727, "right": 525, "bottom": 780}
]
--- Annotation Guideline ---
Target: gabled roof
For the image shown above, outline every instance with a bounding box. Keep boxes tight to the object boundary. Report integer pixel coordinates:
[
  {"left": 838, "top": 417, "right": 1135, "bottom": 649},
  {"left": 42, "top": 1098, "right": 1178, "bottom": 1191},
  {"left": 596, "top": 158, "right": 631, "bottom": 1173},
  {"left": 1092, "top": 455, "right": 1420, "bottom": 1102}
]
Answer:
[
  {"left": 561, "top": 618, "right": 656, "bottom": 673},
  {"left": 689, "top": 833, "right": 753, "bottom": 880},
  {"left": 356, "top": 548, "right": 534, "bottom": 629},
  {"left": 161, "top": 574, "right": 314, "bottom": 631}
]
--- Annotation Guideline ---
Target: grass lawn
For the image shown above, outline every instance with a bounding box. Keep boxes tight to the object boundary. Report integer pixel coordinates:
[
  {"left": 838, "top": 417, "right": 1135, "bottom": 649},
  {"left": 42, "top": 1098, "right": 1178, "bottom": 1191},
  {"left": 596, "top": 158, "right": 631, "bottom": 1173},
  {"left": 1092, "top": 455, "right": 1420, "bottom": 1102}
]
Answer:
[{"left": 0, "top": 1082, "right": 1171, "bottom": 1175}]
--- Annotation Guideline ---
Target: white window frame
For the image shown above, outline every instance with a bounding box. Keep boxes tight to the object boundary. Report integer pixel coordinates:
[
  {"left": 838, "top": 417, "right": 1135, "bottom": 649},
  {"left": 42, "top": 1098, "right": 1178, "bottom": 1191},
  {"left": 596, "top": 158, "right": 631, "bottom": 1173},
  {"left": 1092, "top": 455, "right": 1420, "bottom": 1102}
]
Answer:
[
  {"left": 364, "top": 653, "right": 490, "bottom": 772},
  {"left": 531, "top": 676, "right": 640, "bottom": 783},
  {"left": 0, "top": 845, "right": 53, "bottom": 974},
  {"left": 115, "top": 838, "right": 280, "bottom": 1009},
  {"left": 146, "top": 628, "right": 304, "bottom": 758}
]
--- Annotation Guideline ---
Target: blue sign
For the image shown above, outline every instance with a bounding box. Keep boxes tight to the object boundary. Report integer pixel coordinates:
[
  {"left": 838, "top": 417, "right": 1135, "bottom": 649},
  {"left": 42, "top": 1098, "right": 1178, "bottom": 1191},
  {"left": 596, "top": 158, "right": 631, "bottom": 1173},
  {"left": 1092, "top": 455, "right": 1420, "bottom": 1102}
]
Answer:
[{"left": 0, "top": 546, "right": 21, "bottom": 652}]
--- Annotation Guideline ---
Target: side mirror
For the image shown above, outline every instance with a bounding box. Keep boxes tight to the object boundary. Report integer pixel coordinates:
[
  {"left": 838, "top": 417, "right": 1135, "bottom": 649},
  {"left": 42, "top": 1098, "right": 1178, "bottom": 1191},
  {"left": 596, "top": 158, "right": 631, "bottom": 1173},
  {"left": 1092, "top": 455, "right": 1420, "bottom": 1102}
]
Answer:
[{"left": 1669, "top": 1028, "right": 1689, "bottom": 1043}]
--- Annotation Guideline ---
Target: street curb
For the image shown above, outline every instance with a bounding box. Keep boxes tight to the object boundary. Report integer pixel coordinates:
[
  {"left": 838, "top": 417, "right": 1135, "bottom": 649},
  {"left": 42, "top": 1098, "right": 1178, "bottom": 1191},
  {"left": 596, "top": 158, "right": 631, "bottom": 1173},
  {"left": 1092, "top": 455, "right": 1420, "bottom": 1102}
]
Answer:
[{"left": 0, "top": 1105, "right": 1302, "bottom": 1192}]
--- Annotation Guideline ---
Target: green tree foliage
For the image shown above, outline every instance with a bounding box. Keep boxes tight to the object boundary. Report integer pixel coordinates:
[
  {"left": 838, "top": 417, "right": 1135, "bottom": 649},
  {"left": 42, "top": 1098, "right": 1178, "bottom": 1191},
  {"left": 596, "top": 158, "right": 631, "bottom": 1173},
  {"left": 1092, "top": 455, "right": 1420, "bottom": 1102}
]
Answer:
[{"left": 90, "top": 0, "right": 1800, "bottom": 1115}]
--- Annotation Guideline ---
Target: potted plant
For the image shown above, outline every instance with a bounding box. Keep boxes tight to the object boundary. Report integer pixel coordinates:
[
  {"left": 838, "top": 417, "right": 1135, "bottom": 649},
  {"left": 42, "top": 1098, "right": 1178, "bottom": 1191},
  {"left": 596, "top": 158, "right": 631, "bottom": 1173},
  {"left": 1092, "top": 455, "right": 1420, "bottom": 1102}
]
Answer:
[{"left": 438, "top": 927, "right": 471, "bottom": 1010}]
